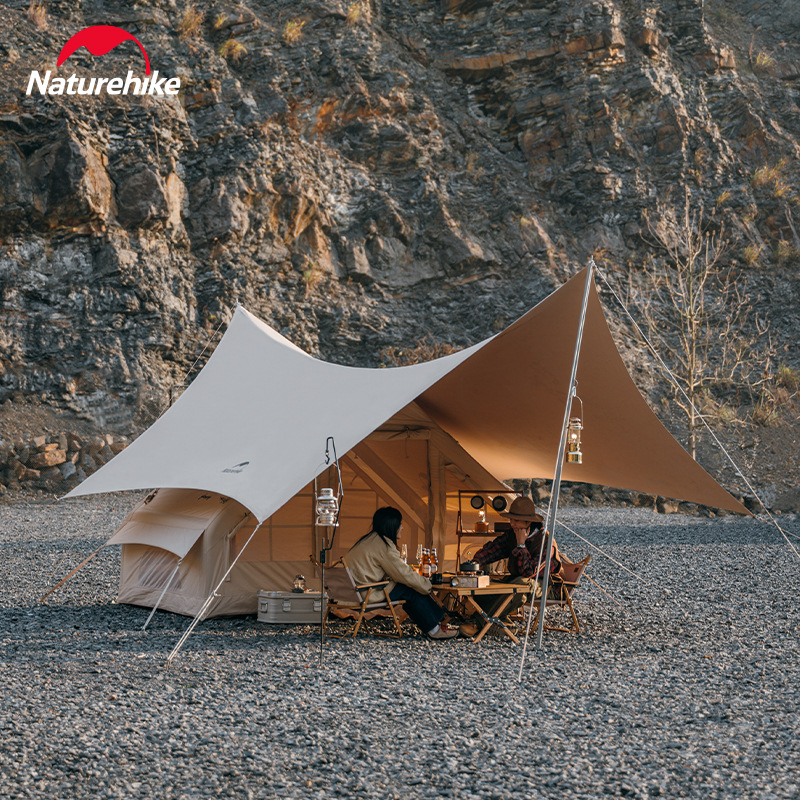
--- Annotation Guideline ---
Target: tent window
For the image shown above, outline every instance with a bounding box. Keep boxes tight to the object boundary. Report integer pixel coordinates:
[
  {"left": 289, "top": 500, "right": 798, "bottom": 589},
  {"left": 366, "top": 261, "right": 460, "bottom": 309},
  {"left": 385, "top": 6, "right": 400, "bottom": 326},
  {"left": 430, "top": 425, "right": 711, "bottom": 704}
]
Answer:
[{"left": 137, "top": 548, "right": 182, "bottom": 591}]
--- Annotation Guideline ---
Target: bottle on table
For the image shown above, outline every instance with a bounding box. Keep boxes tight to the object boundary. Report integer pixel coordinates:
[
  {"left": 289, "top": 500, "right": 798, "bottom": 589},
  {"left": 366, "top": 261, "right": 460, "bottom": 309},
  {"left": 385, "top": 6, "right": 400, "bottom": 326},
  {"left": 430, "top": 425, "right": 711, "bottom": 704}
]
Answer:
[
  {"left": 401, "top": 544, "right": 408, "bottom": 564},
  {"left": 422, "top": 548, "right": 433, "bottom": 579}
]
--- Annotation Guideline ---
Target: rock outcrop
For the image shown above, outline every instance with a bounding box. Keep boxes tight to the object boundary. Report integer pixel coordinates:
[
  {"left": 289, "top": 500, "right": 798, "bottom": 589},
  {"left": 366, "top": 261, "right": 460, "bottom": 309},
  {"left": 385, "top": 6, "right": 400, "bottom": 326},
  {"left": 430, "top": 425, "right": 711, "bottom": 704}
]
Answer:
[
  {"left": 0, "top": 0, "right": 798, "bottom": 488},
  {"left": 0, "top": 431, "right": 128, "bottom": 494}
]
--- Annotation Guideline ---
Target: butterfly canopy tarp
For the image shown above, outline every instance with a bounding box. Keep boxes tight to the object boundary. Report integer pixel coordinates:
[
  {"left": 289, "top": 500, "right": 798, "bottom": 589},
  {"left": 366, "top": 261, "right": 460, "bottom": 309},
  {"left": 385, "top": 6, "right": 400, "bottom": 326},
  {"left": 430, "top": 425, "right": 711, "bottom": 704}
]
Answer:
[{"left": 64, "top": 268, "right": 746, "bottom": 617}]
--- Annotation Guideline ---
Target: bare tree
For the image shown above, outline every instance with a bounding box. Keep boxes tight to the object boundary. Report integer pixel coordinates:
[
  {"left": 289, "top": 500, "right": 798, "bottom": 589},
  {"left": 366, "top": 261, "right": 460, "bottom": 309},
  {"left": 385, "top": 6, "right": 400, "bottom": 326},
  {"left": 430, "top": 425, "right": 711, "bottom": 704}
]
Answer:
[{"left": 629, "top": 190, "right": 772, "bottom": 459}]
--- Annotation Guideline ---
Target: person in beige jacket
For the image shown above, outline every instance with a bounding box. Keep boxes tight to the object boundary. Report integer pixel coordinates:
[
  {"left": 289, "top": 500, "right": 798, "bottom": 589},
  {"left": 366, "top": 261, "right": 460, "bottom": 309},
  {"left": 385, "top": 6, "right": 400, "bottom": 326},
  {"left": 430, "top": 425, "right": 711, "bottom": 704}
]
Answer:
[{"left": 345, "top": 507, "right": 458, "bottom": 639}]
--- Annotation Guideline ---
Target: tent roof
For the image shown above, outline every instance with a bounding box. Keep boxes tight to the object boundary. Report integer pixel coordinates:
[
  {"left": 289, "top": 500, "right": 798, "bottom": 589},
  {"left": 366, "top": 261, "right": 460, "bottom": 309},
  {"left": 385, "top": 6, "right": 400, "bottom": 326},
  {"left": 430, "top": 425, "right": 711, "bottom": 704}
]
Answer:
[
  {"left": 65, "top": 268, "right": 746, "bottom": 518},
  {"left": 104, "top": 489, "right": 220, "bottom": 558}
]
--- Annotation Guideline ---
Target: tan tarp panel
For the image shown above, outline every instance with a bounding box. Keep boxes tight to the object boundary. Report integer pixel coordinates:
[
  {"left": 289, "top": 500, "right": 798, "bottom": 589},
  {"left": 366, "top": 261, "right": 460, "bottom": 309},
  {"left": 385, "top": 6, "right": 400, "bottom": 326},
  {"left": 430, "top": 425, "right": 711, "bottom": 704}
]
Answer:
[{"left": 418, "top": 270, "right": 747, "bottom": 514}]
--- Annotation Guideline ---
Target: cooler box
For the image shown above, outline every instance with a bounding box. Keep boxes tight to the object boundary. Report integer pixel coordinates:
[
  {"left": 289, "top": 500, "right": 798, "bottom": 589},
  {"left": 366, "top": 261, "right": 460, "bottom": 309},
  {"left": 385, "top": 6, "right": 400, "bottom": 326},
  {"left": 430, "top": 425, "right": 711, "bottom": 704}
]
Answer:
[{"left": 257, "top": 591, "right": 327, "bottom": 624}]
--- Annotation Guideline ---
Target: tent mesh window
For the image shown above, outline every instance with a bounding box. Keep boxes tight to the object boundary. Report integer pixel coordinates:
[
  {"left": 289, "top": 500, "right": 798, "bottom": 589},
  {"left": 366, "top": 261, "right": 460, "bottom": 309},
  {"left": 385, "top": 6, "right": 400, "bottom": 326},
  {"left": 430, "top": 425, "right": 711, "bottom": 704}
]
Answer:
[{"left": 137, "top": 549, "right": 183, "bottom": 591}]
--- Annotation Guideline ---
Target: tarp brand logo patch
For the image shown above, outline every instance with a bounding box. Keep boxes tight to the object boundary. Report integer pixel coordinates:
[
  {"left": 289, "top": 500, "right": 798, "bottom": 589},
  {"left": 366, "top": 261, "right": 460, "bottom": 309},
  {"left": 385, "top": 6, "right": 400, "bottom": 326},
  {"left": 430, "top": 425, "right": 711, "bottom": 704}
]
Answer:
[
  {"left": 222, "top": 462, "right": 250, "bottom": 474},
  {"left": 26, "top": 24, "right": 181, "bottom": 97}
]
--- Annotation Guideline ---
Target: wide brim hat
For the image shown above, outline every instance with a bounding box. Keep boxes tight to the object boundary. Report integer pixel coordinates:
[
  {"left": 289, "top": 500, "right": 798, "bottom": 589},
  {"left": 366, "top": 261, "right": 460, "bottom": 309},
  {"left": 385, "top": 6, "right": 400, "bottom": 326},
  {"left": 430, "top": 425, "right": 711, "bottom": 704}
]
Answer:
[{"left": 501, "top": 496, "right": 544, "bottom": 523}]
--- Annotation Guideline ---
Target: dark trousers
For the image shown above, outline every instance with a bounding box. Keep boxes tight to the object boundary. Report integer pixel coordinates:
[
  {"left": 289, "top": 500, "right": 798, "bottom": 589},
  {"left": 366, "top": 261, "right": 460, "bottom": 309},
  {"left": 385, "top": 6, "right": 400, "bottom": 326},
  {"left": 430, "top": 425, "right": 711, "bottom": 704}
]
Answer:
[{"left": 389, "top": 583, "right": 444, "bottom": 633}]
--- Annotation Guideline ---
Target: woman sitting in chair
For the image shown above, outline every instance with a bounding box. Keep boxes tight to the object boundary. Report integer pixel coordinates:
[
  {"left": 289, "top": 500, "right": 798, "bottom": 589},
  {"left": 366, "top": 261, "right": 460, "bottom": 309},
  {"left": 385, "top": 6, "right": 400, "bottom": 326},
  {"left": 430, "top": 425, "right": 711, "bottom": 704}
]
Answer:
[{"left": 345, "top": 507, "right": 458, "bottom": 640}]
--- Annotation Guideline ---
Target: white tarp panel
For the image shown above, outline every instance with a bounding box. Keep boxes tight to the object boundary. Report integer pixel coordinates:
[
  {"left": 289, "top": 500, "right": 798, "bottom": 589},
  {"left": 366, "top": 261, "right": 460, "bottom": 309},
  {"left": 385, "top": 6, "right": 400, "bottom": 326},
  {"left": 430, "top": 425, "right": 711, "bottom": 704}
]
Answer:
[{"left": 65, "top": 306, "right": 491, "bottom": 522}]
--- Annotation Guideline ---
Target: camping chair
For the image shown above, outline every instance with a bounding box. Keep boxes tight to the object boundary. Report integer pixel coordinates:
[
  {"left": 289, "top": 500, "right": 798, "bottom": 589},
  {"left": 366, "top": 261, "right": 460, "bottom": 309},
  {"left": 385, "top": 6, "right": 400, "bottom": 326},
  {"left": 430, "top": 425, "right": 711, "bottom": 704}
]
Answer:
[
  {"left": 528, "top": 555, "right": 591, "bottom": 634},
  {"left": 320, "top": 564, "right": 406, "bottom": 638}
]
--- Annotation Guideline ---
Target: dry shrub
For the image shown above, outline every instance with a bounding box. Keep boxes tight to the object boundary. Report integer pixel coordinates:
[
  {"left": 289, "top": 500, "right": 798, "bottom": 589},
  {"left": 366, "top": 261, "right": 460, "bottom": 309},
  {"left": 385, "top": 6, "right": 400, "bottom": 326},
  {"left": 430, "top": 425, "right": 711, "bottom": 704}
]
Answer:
[
  {"left": 715, "top": 190, "right": 732, "bottom": 208},
  {"left": 379, "top": 335, "right": 459, "bottom": 367},
  {"left": 178, "top": 3, "right": 204, "bottom": 39},
  {"left": 742, "top": 243, "right": 763, "bottom": 266},
  {"left": 302, "top": 260, "right": 324, "bottom": 297},
  {"left": 346, "top": 1, "right": 372, "bottom": 26},
  {"left": 218, "top": 39, "right": 247, "bottom": 62},
  {"left": 751, "top": 159, "right": 787, "bottom": 190},
  {"left": 753, "top": 51, "right": 776, "bottom": 72},
  {"left": 775, "top": 240, "right": 799, "bottom": 265},
  {"left": 27, "top": 1, "right": 47, "bottom": 29},
  {"left": 283, "top": 19, "right": 306, "bottom": 44},
  {"left": 776, "top": 364, "right": 800, "bottom": 393},
  {"left": 751, "top": 397, "right": 779, "bottom": 427}
]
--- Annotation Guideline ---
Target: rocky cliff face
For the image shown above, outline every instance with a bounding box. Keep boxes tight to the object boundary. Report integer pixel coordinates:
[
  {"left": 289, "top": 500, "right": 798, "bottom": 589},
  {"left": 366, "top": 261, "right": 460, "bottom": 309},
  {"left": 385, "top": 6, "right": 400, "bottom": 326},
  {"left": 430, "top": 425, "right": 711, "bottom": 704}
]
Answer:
[{"left": 0, "top": 0, "right": 798, "bottom": 453}]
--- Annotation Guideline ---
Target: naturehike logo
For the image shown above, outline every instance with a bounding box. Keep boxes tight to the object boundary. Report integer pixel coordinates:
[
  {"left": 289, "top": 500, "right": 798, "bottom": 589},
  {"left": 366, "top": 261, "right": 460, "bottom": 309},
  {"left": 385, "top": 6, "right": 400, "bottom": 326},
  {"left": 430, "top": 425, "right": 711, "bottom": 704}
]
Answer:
[
  {"left": 26, "top": 25, "right": 180, "bottom": 97},
  {"left": 58, "top": 26, "right": 151, "bottom": 73}
]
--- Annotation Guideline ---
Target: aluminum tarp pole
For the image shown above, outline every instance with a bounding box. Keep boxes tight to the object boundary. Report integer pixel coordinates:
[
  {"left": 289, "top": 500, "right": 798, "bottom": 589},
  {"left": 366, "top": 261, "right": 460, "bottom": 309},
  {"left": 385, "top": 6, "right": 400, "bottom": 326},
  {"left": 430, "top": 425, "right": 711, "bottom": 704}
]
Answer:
[
  {"left": 519, "top": 261, "right": 594, "bottom": 675},
  {"left": 166, "top": 519, "right": 266, "bottom": 666},
  {"left": 319, "top": 437, "right": 343, "bottom": 667}
]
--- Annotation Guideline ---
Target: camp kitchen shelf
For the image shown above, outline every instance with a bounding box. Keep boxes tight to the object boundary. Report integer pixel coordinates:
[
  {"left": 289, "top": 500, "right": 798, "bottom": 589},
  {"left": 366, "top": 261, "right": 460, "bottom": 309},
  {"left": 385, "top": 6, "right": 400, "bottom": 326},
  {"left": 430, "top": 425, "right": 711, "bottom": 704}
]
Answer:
[{"left": 454, "top": 489, "right": 520, "bottom": 565}]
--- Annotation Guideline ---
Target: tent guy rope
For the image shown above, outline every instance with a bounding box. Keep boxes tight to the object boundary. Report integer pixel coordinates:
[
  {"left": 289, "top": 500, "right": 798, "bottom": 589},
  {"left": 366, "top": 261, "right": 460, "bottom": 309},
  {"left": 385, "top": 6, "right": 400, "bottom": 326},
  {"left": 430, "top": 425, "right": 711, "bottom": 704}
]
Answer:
[
  {"left": 142, "top": 557, "right": 183, "bottom": 631},
  {"left": 596, "top": 266, "right": 800, "bottom": 563},
  {"left": 161, "top": 310, "right": 230, "bottom": 414},
  {"left": 183, "top": 313, "right": 229, "bottom": 386},
  {"left": 556, "top": 519, "right": 651, "bottom": 586},
  {"left": 40, "top": 500, "right": 107, "bottom": 603},
  {"left": 555, "top": 518, "right": 684, "bottom": 612},
  {"left": 581, "top": 573, "right": 623, "bottom": 606}
]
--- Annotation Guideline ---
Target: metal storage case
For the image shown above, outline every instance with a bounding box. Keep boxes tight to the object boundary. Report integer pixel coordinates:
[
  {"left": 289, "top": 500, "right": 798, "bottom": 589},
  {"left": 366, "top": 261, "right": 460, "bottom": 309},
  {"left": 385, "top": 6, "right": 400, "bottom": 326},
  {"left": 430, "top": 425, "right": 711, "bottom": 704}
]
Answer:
[{"left": 257, "top": 590, "right": 327, "bottom": 624}]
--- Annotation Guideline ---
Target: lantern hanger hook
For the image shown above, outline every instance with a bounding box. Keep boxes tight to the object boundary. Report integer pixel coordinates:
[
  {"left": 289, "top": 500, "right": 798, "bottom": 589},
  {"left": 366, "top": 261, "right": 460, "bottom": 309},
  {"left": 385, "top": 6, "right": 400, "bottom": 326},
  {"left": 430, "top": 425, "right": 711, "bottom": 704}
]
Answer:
[
  {"left": 571, "top": 382, "right": 584, "bottom": 420},
  {"left": 324, "top": 436, "right": 343, "bottom": 501}
]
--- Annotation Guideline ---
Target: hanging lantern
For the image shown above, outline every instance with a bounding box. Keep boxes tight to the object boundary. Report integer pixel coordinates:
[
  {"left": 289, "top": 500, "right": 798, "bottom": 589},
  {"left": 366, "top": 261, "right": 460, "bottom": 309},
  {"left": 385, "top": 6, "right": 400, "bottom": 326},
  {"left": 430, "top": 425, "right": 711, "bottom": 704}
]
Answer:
[
  {"left": 566, "top": 417, "right": 583, "bottom": 464},
  {"left": 315, "top": 487, "right": 339, "bottom": 526}
]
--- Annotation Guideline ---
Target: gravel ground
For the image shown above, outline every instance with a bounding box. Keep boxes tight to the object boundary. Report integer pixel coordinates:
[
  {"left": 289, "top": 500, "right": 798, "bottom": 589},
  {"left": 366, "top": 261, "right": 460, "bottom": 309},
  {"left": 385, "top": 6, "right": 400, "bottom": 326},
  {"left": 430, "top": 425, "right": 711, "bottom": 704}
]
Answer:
[{"left": 1, "top": 494, "right": 798, "bottom": 800}]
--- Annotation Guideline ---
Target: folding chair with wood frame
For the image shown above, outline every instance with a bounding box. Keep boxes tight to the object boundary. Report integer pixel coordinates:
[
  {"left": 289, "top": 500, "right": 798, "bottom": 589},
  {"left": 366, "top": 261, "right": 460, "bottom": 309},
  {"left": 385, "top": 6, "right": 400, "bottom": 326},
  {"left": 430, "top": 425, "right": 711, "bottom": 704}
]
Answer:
[
  {"left": 320, "top": 563, "right": 406, "bottom": 638},
  {"left": 528, "top": 554, "right": 591, "bottom": 634}
]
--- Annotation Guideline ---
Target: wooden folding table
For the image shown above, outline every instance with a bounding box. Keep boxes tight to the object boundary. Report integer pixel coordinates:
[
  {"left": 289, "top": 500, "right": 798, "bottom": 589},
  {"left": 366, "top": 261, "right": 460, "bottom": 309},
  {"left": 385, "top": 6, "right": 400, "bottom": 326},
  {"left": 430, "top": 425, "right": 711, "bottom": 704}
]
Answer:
[{"left": 432, "top": 581, "right": 526, "bottom": 643}]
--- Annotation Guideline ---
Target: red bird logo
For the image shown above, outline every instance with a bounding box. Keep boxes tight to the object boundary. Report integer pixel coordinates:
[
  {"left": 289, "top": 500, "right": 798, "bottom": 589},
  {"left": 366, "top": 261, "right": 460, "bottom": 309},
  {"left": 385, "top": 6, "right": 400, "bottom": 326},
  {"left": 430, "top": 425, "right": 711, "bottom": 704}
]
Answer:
[{"left": 56, "top": 25, "right": 151, "bottom": 75}]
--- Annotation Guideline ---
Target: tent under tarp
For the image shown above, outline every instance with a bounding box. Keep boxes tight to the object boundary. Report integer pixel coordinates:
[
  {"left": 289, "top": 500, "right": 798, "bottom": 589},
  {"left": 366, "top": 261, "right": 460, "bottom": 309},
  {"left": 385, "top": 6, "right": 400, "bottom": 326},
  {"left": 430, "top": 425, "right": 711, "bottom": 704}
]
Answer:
[
  {"left": 104, "top": 402, "right": 513, "bottom": 616},
  {"left": 65, "top": 268, "right": 746, "bottom": 617}
]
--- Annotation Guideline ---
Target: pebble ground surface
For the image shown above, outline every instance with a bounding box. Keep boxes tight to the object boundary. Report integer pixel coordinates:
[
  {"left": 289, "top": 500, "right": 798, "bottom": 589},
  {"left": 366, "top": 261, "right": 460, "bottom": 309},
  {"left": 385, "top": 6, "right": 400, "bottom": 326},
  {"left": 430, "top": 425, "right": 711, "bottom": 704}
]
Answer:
[{"left": 1, "top": 493, "right": 798, "bottom": 800}]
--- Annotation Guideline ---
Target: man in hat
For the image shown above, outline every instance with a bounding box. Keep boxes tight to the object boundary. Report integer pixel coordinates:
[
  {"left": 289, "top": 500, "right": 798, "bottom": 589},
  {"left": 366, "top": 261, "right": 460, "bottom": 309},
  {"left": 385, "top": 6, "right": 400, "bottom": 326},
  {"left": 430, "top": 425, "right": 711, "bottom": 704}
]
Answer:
[{"left": 459, "top": 496, "right": 562, "bottom": 637}]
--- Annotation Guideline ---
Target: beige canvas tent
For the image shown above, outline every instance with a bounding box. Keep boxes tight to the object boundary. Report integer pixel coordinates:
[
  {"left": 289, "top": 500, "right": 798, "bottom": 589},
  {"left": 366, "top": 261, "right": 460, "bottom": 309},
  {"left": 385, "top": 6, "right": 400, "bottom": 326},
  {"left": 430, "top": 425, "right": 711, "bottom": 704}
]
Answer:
[
  {"left": 64, "top": 267, "right": 746, "bottom": 618},
  {"left": 102, "top": 402, "right": 513, "bottom": 617}
]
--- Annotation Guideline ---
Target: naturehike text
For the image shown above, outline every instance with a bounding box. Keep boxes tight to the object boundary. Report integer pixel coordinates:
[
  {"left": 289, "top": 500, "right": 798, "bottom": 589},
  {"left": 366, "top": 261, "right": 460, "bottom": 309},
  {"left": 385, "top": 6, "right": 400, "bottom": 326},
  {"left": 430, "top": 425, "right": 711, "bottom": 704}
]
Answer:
[{"left": 26, "top": 70, "right": 180, "bottom": 97}]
